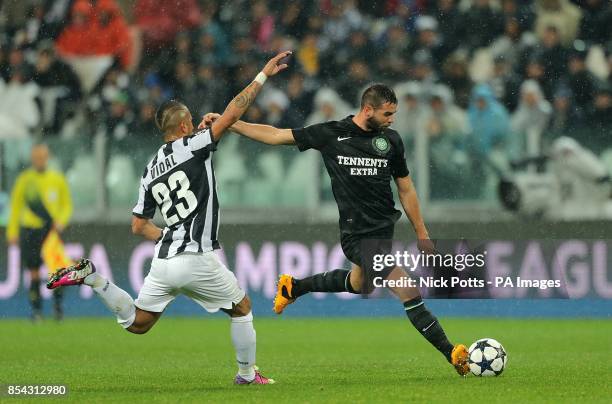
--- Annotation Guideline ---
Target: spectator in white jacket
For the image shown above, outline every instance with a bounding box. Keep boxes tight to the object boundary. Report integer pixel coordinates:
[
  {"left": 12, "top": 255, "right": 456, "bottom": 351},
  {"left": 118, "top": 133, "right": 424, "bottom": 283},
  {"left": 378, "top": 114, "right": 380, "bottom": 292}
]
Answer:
[
  {"left": 511, "top": 79, "right": 552, "bottom": 158},
  {"left": 0, "top": 66, "right": 40, "bottom": 139},
  {"left": 305, "top": 87, "right": 352, "bottom": 127},
  {"left": 535, "top": 0, "right": 582, "bottom": 46},
  {"left": 393, "top": 81, "right": 427, "bottom": 148}
]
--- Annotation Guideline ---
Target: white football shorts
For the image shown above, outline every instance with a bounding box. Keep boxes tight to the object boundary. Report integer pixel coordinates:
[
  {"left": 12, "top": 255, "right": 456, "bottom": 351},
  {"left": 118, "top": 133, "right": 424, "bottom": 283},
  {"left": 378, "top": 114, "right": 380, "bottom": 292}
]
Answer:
[{"left": 134, "top": 251, "right": 245, "bottom": 313}]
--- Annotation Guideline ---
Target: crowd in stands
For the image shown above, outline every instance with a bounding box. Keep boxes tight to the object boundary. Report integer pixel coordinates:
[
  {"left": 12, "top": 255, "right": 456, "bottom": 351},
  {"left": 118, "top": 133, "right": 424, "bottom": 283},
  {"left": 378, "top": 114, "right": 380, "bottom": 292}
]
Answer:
[{"left": 0, "top": 0, "right": 611, "bottom": 199}]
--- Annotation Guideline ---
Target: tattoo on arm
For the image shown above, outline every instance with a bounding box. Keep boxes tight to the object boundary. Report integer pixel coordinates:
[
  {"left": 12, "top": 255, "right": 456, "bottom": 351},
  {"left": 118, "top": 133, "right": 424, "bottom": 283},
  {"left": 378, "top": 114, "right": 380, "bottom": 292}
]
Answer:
[{"left": 233, "top": 82, "right": 260, "bottom": 109}]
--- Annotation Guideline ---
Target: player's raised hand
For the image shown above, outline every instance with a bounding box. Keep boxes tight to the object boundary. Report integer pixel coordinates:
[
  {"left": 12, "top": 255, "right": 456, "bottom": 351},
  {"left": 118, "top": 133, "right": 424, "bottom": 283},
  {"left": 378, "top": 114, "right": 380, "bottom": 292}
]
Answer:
[
  {"left": 198, "top": 112, "right": 221, "bottom": 130},
  {"left": 261, "top": 51, "right": 292, "bottom": 77}
]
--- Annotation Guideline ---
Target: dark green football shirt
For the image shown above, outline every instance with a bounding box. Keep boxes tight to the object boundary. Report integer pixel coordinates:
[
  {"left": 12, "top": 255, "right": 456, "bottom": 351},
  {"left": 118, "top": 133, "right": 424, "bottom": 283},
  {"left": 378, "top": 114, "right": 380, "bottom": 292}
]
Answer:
[{"left": 293, "top": 115, "right": 410, "bottom": 234}]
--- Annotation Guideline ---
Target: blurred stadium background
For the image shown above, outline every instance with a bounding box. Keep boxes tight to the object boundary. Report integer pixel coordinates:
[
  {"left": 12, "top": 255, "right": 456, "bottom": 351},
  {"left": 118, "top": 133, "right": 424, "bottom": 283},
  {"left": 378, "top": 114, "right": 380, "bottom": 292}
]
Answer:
[{"left": 0, "top": 0, "right": 611, "bottom": 318}]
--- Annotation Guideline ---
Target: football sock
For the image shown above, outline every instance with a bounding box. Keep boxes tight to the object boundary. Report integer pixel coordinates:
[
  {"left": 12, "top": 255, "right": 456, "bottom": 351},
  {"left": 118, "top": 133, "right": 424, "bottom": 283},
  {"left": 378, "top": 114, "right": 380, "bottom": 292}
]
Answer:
[
  {"left": 85, "top": 272, "right": 136, "bottom": 328},
  {"left": 403, "top": 297, "right": 454, "bottom": 362},
  {"left": 29, "top": 279, "right": 42, "bottom": 313},
  {"left": 292, "top": 269, "right": 358, "bottom": 298},
  {"left": 231, "top": 312, "right": 256, "bottom": 381},
  {"left": 53, "top": 288, "right": 63, "bottom": 317}
]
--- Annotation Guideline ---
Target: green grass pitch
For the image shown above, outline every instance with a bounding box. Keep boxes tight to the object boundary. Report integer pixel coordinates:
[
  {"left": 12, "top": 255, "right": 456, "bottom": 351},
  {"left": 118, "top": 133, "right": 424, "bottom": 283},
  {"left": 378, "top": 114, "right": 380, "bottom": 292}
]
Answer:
[{"left": 2, "top": 317, "right": 611, "bottom": 403}]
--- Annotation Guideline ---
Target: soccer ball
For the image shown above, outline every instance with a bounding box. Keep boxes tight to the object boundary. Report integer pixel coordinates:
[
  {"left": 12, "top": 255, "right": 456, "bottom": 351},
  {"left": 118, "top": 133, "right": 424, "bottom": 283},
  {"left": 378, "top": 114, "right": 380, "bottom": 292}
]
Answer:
[{"left": 468, "top": 338, "right": 507, "bottom": 376}]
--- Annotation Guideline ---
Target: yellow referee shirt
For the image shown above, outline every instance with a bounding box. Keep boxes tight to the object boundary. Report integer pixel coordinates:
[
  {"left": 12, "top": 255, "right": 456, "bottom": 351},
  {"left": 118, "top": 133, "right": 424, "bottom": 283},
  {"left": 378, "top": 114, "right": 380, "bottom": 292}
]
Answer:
[{"left": 7, "top": 168, "right": 72, "bottom": 240}]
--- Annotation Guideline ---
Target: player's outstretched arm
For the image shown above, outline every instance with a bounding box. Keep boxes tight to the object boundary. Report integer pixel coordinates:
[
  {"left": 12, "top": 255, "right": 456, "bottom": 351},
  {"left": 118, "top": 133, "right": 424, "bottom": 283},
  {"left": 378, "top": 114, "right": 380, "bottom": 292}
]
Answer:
[
  {"left": 394, "top": 175, "right": 435, "bottom": 253},
  {"left": 232, "top": 121, "right": 296, "bottom": 145},
  {"left": 209, "top": 51, "right": 291, "bottom": 142},
  {"left": 199, "top": 114, "right": 295, "bottom": 145}
]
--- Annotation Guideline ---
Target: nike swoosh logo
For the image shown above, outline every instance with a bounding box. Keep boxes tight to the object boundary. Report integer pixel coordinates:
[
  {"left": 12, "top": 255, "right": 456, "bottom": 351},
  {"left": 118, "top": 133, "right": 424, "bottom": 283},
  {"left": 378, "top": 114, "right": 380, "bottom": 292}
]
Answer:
[
  {"left": 422, "top": 321, "right": 436, "bottom": 332},
  {"left": 281, "top": 285, "right": 292, "bottom": 299},
  {"left": 337, "top": 136, "right": 352, "bottom": 141}
]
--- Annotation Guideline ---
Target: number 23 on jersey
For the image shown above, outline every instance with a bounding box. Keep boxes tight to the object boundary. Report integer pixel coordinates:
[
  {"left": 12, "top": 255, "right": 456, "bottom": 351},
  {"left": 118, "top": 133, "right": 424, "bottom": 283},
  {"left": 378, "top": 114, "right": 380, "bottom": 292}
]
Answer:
[{"left": 151, "top": 171, "right": 197, "bottom": 226}]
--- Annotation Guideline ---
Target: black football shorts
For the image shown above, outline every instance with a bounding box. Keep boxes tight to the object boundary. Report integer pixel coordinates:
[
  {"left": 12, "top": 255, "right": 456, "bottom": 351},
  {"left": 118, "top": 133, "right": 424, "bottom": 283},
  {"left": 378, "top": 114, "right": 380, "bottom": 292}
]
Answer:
[
  {"left": 341, "top": 225, "right": 395, "bottom": 294},
  {"left": 19, "top": 228, "right": 48, "bottom": 269}
]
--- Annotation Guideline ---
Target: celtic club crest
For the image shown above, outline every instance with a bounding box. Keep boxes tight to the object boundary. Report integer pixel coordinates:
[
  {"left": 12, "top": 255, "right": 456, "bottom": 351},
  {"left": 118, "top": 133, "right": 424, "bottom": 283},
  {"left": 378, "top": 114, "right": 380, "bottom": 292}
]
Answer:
[{"left": 372, "top": 136, "right": 390, "bottom": 154}]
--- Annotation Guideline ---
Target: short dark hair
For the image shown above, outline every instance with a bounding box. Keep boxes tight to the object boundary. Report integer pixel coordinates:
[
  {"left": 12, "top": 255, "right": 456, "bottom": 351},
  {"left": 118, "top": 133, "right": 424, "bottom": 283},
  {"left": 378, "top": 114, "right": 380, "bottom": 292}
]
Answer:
[
  {"left": 155, "top": 100, "right": 189, "bottom": 134},
  {"left": 360, "top": 84, "right": 397, "bottom": 109}
]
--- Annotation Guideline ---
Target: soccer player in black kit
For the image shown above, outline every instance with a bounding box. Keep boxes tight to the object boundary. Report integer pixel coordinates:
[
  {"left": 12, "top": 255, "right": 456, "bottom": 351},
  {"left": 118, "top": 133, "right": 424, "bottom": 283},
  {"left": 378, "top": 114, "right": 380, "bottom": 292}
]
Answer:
[{"left": 200, "top": 84, "right": 470, "bottom": 375}]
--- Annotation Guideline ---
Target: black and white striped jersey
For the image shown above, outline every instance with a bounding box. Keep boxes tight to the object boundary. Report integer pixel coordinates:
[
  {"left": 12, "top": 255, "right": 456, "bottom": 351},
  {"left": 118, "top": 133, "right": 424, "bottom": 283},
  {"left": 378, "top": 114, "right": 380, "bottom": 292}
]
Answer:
[{"left": 132, "top": 128, "right": 220, "bottom": 259}]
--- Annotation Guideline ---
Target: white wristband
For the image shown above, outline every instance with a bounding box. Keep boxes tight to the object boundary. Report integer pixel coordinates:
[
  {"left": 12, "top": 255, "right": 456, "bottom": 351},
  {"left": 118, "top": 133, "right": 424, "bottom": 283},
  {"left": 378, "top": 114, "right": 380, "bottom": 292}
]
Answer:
[{"left": 254, "top": 72, "right": 267, "bottom": 85}]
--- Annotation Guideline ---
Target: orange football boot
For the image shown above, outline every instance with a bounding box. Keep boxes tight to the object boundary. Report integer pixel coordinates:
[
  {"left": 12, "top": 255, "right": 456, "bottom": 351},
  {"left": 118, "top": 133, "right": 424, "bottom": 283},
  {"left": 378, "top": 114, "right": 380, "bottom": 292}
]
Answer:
[
  {"left": 451, "top": 344, "right": 470, "bottom": 376},
  {"left": 273, "top": 274, "right": 296, "bottom": 314}
]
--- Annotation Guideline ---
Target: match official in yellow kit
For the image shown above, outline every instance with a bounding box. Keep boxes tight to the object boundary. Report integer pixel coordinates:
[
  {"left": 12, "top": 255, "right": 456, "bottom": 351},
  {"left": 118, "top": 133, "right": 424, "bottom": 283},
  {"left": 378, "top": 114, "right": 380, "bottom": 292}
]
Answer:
[{"left": 7, "top": 144, "right": 72, "bottom": 321}]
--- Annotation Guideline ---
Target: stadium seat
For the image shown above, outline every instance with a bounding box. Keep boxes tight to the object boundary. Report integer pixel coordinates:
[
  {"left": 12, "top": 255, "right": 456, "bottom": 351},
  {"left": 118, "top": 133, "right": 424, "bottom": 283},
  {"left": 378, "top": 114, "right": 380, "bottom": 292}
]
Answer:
[
  {"left": 47, "top": 157, "right": 63, "bottom": 172},
  {"left": 66, "top": 155, "right": 98, "bottom": 208},
  {"left": 257, "top": 151, "right": 284, "bottom": 183},
  {"left": 106, "top": 155, "right": 138, "bottom": 207},
  {"left": 214, "top": 136, "right": 247, "bottom": 205},
  {"left": 241, "top": 152, "right": 285, "bottom": 206},
  {"left": 243, "top": 180, "right": 278, "bottom": 206},
  {"left": 601, "top": 149, "right": 612, "bottom": 176},
  {"left": 282, "top": 152, "right": 319, "bottom": 206}
]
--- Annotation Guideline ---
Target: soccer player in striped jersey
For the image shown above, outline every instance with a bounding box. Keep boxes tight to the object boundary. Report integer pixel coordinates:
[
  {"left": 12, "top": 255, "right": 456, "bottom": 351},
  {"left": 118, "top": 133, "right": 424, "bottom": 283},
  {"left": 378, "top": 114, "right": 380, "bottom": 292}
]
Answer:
[{"left": 47, "top": 51, "right": 292, "bottom": 385}]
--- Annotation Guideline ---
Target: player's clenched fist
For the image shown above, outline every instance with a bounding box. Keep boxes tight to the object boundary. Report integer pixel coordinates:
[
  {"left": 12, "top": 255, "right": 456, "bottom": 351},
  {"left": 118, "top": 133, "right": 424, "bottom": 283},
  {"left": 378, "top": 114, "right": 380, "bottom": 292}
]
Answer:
[{"left": 198, "top": 113, "right": 221, "bottom": 130}]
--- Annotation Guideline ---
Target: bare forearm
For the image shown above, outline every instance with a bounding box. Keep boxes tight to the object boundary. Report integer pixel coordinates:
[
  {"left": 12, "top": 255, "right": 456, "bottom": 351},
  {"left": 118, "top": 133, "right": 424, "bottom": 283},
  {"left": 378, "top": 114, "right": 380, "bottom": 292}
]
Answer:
[
  {"left": 223, "top": 81, "right": 263, "bottom": 122},
  {"left": 231, "top": 121, "right": 292, "bottom": 145},
  {"left": 399, "top": 190, "right": 429, "bottom": 239},
  {"left": 138, "top": 222, "right": 163, "bottom": 241}
]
